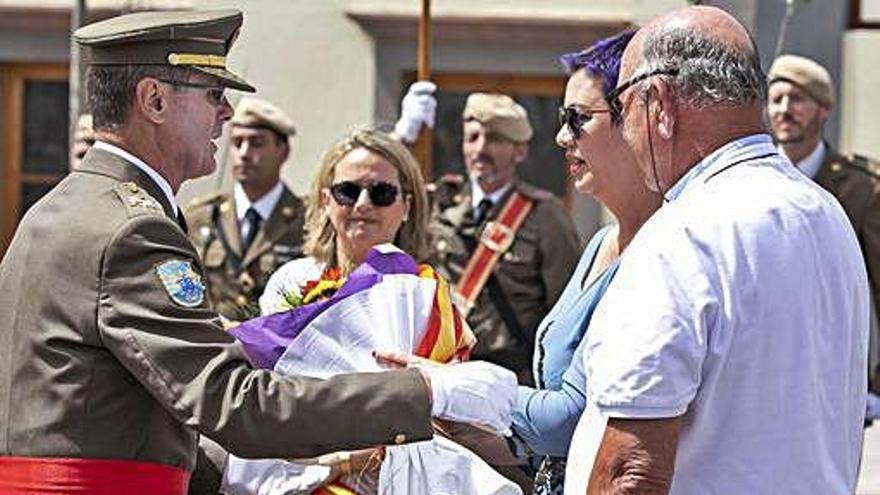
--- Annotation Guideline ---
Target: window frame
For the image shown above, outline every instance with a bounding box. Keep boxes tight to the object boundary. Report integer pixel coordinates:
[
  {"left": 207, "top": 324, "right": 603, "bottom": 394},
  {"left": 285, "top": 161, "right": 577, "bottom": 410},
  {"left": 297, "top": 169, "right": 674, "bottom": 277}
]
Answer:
[
  {"left": 850, "top": 0, "right": 880, "bottom": 29},
  {"left": 1, "top": 63, "right": 69, "bottom": 255}
]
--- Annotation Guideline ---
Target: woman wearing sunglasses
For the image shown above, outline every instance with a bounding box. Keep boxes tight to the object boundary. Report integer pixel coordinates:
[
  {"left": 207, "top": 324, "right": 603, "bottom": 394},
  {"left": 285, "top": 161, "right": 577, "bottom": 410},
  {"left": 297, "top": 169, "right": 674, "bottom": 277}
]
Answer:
[
  {"left": 260, "top": 127, "right": 429, "bottom": 314},
  {"left": 505, "top": 30, "right": 663, "bottom": 494}
]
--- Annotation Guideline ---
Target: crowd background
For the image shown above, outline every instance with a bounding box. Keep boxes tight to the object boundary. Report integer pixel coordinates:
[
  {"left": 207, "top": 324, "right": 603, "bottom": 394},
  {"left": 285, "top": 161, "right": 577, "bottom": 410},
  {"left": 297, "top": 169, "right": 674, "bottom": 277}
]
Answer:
[{"left": 0, "top": 0, "right": 875, "bottom": 253}]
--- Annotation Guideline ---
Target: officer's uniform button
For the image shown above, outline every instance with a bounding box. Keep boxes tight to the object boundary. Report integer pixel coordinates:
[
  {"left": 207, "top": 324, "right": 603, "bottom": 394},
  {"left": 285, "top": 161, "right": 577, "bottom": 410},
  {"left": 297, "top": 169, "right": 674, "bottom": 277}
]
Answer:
[
  {"left": 831, "top": 163, "right": 842, "bottom": 172},
  {"left": 394, "top": 433, "right": 406, "bottom": 445},
  {"left": 236, "top": 295, "right": 248, "bottom": 307},
  {"left": 239, "top": 273, "right": 255, "bottom": 293},
  {"left": 127, "top": 183, "right": 139, "bottom": 193}
]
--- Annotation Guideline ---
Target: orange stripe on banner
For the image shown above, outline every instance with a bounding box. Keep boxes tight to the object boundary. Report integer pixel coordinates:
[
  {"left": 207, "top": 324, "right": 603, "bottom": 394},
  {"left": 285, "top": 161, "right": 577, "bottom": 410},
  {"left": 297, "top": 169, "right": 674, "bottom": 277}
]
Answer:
[
  {"left": 414, "top": 265, "right": 475, "bottom": 363},
  {"left": 431, "top": 274, "right": 457, "bottom": 361}
]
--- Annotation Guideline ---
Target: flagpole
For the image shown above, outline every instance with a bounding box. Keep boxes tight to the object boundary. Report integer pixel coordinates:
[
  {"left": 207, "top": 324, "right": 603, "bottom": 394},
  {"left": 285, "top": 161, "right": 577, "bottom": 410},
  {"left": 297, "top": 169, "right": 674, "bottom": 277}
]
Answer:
[{"left": 414, "top": 0, "right": 432, "bottom": 178}]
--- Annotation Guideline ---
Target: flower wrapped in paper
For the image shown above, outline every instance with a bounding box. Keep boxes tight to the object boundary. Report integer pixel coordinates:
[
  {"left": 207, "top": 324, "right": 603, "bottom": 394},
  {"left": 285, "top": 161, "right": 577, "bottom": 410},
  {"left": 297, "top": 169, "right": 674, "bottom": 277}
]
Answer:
[{"left": 222, "top": 244, "right": 519, "bottom": 495}]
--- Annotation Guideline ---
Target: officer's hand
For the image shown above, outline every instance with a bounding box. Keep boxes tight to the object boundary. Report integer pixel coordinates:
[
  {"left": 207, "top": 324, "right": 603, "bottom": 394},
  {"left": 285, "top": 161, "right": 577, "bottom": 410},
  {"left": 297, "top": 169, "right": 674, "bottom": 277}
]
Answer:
[
  {"left": 420, "top": 361, "right": 517, "bottom": 435},
  {"left": 393, "top": 81, "right": 437, "bottom": 144}
]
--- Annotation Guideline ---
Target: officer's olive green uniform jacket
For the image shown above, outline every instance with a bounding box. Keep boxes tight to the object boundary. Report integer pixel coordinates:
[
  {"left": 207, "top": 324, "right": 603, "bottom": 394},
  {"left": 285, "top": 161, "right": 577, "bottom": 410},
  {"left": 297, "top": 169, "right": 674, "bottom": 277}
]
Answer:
[
  {"left": 430, "top": 178, "right": 580, "bottom": 385},
  {"left": 185, "top": 186, "right": 305, "bottom": 321},
  {"left": 0, "top": 148, "right": 432, "bottom": 473},
  {"left": 815, "top": 146, "right": 880, "bottom": 390}
]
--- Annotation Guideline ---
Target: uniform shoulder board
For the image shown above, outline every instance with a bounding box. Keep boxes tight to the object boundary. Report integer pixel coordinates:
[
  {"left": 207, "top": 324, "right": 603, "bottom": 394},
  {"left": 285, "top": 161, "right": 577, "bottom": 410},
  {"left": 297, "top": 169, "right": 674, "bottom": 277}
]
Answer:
[
  {"left": 113, "top": 181, "right": 165, "bottom": 218},
  {"left": 850, "top": 154, "right": 880, "bottom": 181},
  {"left": 427, "top": 174, "right": 467, "bottom": 208},
  {"left": 439, "top": 173, "right": 465, "bottom": 185},
  {"left": 516, "top": 181, "right": 555, "bottom": 201},
  {"left": 186, "top": 191, "right": 227, "bottom": 210}
]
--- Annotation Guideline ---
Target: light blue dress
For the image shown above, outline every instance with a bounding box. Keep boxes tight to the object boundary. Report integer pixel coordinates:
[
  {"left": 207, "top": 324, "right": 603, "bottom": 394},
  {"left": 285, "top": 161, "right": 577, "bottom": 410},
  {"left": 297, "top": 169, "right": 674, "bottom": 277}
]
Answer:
[{"left": 512, "top": 225, "right": 619, "bottom": 458}]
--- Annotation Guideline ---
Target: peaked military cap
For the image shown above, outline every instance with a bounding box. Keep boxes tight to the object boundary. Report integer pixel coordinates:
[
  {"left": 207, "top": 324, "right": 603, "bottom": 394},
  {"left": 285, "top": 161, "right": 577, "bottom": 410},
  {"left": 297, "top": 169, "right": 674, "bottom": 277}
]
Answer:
[
  {"left": 462, "top": 93, "right": 533, "bottom": 143},
  {"left": 73, "top": 9, "right": 255, "bottom": 92},
  {"left": 232, "top": 97, "right": 297, "bottom": 137}
]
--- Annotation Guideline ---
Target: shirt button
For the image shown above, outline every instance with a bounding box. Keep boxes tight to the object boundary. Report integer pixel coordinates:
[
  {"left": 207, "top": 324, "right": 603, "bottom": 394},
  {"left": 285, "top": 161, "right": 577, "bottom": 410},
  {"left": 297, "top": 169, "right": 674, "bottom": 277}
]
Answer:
[{"left": 394, "top": 433, "right": 406, "bottom": 445}]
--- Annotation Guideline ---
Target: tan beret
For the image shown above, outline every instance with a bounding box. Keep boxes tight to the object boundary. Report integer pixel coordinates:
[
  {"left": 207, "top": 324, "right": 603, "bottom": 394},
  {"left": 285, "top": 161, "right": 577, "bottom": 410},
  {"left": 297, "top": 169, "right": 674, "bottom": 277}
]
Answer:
[
  {"left": 74, "top": 113, "right": 94, "bottom": 142},
  {"left": 462, "top": 93, "right": 533, "bottom": 143},
  {"left": 232, "top": 97, "right": 296, "bottom": 138},
  {"left": 768, "top": 54, "right": 834, "bottom": 108}
]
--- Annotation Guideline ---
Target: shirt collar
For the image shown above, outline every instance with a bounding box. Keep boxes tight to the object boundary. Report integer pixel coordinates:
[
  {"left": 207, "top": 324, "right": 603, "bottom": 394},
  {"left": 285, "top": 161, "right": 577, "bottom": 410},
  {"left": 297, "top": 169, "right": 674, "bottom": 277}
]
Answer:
[
  {"left": 93, "top": 140, "right": 178, "bottom": 214},
  {"left": 470, "top": 177, "right": 511, "bottom": 209},
  {"left": 234, "top": 181, "right": 284, "bottom": 221},
  {"left": 665, "top": 133, "right": 778, "bottom": 202},
  {"left": 779, "top": 141, "right": 825, "bottom": 180}
]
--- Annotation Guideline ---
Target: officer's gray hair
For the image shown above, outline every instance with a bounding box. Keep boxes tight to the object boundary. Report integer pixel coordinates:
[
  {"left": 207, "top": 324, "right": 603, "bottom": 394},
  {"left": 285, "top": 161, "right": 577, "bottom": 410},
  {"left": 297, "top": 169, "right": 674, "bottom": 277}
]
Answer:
[
  {"left": 631, "top": 25, "right": 766, "bottom": 108},
  {"left": 304, "top": 128, "right": 430, "bottom": 268},
  {"left": 86, "top": 65, "right": 192, "bottom": 131}
]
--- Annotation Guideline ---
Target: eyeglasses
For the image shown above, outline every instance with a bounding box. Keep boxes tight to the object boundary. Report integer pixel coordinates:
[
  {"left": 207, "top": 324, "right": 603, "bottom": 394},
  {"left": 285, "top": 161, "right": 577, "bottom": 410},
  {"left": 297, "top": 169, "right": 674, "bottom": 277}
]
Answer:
[
  {"left": 557, "top": 105, "right": 612, "bottom": 139},
  {"left": 157, "top": 79, "right": 226, "bottom": 106},
  {"left": 605, "top": 68, "right": 680, "bottom": 124},
  {"left": 329, "top": 181, "right": 400, "bottom": 207}
]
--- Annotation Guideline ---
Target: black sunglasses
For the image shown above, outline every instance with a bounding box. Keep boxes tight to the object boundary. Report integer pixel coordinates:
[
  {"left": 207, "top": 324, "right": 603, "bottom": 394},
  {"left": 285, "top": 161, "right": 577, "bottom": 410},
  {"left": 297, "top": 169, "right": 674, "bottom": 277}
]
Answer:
[
  {"left": 329, "top": 181, "right": 400, "bottom": 207},
  {"left": 605, "top": 68, "right": 680, "bottom": 124},
  {"left": 558, "top": 105, "right": 612, "bottom": 139},
  {"left": 157, "top": 78, "right": 226, "bottom": 106}
]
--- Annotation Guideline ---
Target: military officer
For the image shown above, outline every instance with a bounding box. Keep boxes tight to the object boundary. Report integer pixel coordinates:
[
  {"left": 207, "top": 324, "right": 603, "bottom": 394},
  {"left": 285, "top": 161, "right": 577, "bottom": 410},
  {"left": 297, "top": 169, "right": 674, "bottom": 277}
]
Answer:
[
  {"left": 768, "top": 55, "right": 880, "bottom": 405},
  {"left": 401, "top": 90, "right": 580, "bottom": 386},
  {"left": 0, "top": 10, "right": 516, "bottom": 494},
  {"left": 186, "top": 97, "right": 305, "bottom": 321}
]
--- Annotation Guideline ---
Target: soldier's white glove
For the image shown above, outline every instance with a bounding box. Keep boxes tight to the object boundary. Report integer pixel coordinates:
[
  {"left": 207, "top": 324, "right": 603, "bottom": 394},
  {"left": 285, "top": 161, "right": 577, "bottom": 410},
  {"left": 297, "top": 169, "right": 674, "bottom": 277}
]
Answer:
[
  {"left": 394, "top": 81, "right": 437, "bottom": 144},
  {"left": 421, "top": 360, "right": 517, "bottom": 435}
]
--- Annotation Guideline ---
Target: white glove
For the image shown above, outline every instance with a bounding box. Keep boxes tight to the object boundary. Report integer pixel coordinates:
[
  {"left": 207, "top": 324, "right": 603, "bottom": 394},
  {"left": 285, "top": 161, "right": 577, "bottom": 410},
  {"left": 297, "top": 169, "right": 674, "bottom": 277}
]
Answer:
[
  {"left": 394, "top": 81, "right": 437, "bottom": 144},
  {"left": 422, "top": 360, "right": 517, "bottom": 435}
]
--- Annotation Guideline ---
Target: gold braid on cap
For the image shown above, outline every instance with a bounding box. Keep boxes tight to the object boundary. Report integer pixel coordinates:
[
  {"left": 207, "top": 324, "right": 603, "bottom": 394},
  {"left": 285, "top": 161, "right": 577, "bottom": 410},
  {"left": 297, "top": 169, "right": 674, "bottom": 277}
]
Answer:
[{"left": 167, "top": 53, "right": 226, "bottom": 68}]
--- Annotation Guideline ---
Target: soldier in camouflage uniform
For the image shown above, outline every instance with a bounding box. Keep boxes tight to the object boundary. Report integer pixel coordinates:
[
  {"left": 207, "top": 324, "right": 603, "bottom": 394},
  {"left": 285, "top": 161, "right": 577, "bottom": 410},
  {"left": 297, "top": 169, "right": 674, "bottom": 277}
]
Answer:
[{"left": 186, "top": 97, "right": 305, "bottom": 321}]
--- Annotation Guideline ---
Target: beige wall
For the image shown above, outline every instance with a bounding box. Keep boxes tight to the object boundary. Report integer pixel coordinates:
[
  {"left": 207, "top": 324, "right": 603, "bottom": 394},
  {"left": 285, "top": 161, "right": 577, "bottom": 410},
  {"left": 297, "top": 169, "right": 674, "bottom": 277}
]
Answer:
[
  {"left": 841, "top": 30, "right": 880, "bottom": 158},
  {"left": 181, "top": 0, "right": 379, "bottom": 204}
]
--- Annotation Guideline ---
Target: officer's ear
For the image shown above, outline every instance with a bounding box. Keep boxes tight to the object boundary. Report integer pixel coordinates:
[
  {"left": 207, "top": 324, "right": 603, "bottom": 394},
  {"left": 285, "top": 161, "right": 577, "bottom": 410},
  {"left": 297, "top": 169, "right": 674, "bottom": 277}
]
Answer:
[{"left": 135, "top": 77, "right": 167, "bottom": 124}]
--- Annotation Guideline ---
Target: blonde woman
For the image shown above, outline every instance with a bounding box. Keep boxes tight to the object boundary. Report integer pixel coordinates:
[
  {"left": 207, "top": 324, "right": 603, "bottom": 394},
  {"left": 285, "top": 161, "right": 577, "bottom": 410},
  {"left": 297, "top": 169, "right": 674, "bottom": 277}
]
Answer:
[{"left": 260, "top": 128, "right": 430, "bottom": 314}]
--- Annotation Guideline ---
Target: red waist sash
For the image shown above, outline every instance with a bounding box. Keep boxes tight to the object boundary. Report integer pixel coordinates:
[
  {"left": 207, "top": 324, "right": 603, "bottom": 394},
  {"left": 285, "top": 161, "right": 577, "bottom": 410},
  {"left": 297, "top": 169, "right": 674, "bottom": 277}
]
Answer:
[{"left": 0, "top": 456, "right": 189, "bottom": 495}]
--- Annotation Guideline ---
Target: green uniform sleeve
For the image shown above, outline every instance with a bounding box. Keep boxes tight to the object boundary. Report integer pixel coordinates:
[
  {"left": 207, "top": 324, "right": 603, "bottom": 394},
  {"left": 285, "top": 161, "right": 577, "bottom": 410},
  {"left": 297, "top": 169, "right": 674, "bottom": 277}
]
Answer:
[
  {"left": 535, "top": 199, "right": 581, "bottom": 308},
  {"left": 97, "top": 215, "right": 433, "bottom": 458}
]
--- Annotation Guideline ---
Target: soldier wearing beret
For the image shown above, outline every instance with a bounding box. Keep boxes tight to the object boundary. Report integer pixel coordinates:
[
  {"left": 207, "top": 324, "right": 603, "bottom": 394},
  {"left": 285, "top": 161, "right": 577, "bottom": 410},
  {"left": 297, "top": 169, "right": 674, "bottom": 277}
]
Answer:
[
  {"left": 399, "top": 89, "right": 580, "bottom": 387},
  {"left": 0, "top": 10, "right": 517, "bottom": 494},
  {"left": 185, "top": 97, "right": 305, "bottom": 322},
  {"left": 768, "top": 54, "right": 880, "bottom": 406}
]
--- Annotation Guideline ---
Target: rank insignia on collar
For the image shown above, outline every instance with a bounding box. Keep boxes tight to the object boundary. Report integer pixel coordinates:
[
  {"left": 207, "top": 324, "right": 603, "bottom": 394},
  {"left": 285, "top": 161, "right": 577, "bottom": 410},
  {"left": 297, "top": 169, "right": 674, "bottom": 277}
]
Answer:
[{"left": 155, "top": 260, "right": 206, "bottom": 307}]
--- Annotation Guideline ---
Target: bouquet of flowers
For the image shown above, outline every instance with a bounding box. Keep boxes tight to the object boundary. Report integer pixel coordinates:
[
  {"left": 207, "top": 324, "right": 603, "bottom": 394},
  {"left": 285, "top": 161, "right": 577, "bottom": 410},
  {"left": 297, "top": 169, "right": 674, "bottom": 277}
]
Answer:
[{"left": 224, "top": 245, "right": 523, "bottom": 495}]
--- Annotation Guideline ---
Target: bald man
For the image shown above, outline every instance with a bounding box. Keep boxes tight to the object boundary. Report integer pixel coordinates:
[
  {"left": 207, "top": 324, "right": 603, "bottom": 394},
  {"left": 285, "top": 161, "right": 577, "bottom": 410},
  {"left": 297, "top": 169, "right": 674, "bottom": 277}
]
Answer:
[{"left": 566, "top": 6, "right": 868, "bottom": 494}]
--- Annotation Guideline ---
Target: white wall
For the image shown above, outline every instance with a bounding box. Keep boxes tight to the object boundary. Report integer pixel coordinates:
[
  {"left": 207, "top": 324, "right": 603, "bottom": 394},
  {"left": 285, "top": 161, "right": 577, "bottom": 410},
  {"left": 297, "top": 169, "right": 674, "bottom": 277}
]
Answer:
[{"left": 841, "top": 30, "right": 880, "bottom": 158}]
